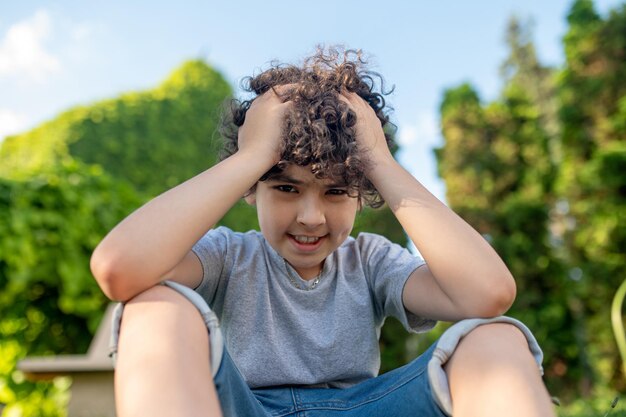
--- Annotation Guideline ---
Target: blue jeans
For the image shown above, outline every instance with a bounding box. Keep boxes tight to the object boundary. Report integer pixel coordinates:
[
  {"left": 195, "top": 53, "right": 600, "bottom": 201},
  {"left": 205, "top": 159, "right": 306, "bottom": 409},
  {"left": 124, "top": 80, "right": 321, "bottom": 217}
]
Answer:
[
  {"left": 110, "top": 281, "right": 544, "bottom": 417},
  {"left": 216, "top": 343, "right": 447, "bottom": 417}
]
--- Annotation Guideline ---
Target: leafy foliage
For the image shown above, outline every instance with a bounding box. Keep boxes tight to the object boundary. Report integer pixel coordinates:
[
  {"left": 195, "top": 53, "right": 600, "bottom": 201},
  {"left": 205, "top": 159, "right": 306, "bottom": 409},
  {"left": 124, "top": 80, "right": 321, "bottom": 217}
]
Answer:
[
  {"left": 0, "top": 60, "right": 231, "bottom": 196},
  {"left": 437, "top": 1, "right": 626, "bottom": 405},
  {"left": 0, "top": 161, "right": 142, "bottom": 416},
  {"left": 558, "top": 0, "right": 626, "bottom": 394}
]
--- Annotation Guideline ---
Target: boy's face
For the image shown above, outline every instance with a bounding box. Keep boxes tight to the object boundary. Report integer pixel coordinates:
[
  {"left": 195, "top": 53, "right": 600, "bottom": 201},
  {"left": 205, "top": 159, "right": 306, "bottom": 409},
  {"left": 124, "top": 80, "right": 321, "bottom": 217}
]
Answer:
[{"left": 246, "top": 164, "right": 359, "bottom": 279}]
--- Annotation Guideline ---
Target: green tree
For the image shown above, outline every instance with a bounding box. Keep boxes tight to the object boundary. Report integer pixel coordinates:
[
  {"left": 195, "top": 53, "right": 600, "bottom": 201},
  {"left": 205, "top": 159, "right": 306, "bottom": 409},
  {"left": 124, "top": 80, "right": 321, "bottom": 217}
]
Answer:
[
  {"left": 501, "top": 16, "right": 561, "bottom": 143},
  {"left": 437, "top": 3, "right": 626, "bottom": 405},
  {"left": 558, "top": 0, "right": 626, "bottom": 393},
  {"left": 436, "top": 80, "right": 578, "bottom": 395},
  {"left": 435, "top": 16, "right": 591, "bottom": 399}
]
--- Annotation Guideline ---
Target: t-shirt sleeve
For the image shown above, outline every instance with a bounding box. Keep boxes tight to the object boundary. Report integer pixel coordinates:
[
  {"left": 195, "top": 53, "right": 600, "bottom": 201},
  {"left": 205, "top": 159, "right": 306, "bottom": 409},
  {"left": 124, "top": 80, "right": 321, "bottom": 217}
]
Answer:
[
  {"left": 358, "top": 233, "right": 437, "bottom": 333},
  {"left": 190, "top": 226, "right": 231, "bottom": 304}
]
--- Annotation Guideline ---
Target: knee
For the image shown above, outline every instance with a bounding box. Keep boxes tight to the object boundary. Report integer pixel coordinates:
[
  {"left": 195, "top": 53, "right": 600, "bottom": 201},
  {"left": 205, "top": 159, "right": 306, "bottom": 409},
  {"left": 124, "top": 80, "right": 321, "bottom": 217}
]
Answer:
[
  {"left": 120, "top": 284, "right": 207, "bottom": 338},
  {"left": 114, "top": 286, "right": 217, "bottom": 395},
  {"left": 443, "top": 324, "right": 555, "bottom": 415},
  {"left": 125, "top": 284, "right": 196, "bottom": 313},
  {"left": 447, "top": 323, "right": 538, "bottom": 372},
  {"left": 464, "top": 323, "right": 529, "bottom": 351},
  {"left": 126, "top": 283, "right": 186, "bottom": 304}
]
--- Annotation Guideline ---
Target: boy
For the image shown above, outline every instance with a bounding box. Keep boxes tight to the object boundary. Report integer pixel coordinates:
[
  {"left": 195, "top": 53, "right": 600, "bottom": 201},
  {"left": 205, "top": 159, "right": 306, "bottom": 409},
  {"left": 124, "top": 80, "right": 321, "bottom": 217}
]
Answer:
[{"left": 91, "top": 48, "right": 556, "bottom": 417}]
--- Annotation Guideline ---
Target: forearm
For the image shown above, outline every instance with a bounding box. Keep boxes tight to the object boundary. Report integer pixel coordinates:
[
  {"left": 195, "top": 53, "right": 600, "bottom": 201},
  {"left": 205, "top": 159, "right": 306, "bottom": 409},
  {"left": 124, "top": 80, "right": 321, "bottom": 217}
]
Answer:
[
  {"left": 369, "top": 157, "right": 516, "bottom": 314},
  {"left": 91, "top": 151, "right": 269, "bottom": 292}
]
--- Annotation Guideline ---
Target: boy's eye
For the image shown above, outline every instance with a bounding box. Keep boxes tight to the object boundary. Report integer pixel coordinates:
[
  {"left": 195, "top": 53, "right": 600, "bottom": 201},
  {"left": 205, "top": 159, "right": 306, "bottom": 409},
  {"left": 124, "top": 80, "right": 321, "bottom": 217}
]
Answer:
[
  {"left": 327, "top": 189, "right": 347, "bottom": 196},
  {"left": 274, "top": 185, "right": 297, "bottom": 193}
]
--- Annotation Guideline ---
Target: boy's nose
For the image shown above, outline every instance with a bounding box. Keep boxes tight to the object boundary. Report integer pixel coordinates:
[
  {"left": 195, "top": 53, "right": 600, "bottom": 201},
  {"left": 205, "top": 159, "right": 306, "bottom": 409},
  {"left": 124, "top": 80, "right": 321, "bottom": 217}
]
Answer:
[{"left": 296, "top": 200, "right": 326, "bottom": 228}]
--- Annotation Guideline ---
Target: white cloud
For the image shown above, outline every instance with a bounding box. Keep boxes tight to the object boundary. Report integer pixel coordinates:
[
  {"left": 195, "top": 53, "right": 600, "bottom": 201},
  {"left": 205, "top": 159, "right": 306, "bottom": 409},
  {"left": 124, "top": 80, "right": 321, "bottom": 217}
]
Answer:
[
  {"left": 397, "top": 110, "right": 439, "bottom": 146},
  {"left": 398, "top": 125, "right": 417, "bottom": 146},
  {"left": 0, "top": 10, "right": 62, "bottom": 81},
  {"left": 0, "top": 109, "right": 29, "bottom": 141}
]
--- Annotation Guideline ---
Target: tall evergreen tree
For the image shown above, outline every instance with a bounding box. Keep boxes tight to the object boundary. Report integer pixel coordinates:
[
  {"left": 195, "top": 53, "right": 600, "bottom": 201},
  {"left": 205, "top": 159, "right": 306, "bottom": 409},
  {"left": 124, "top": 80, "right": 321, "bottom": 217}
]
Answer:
[
  {"left": 558, "top": 0, "right": 626, "bottom": 393},
  {"left": 437, "top": 3, "right": 626, "bottom": 401},
  {"left": 436, "top": 18, "right": 587, "bottom": 398},
  {"left": 501, "top": 16, "right": 560, "bottom": 144}
]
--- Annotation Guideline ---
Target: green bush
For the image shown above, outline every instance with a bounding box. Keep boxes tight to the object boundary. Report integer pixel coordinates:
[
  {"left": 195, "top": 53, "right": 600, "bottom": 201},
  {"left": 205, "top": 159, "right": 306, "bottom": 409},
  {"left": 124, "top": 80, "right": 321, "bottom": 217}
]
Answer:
[
  {"left": 0, "top": 160, "right": 142, "bottom": 416},
  {"left": 0, "top": 61, "right": 231, "bottom": 197}
]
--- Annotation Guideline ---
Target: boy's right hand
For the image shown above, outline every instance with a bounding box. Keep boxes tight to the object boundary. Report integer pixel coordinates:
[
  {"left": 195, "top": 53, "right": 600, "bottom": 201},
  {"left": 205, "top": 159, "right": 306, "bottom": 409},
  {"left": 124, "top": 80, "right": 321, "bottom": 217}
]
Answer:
[{"left": 237, "top": 85, "right": 294, "bottom": 167}]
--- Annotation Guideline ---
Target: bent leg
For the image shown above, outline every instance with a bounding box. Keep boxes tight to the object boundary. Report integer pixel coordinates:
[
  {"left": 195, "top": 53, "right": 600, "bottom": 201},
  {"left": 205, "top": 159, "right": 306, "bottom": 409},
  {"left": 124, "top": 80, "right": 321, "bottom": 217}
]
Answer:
[
  {"left": 114, "top": 285, "right": 222, "bottom": 417},
  {"left": 444, "top": 323, "right": 555, "bottom": 417}
]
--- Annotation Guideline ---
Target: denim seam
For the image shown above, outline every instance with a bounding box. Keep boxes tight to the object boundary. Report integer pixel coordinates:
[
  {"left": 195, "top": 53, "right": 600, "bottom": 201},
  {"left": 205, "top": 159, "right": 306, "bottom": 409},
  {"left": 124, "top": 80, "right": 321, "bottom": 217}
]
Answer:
[
  {"left": 291, "top": 366, "right": 427, "bottom": 411},
  {"left": 265, "top": 388, "right": 299, "bottom": 417}
]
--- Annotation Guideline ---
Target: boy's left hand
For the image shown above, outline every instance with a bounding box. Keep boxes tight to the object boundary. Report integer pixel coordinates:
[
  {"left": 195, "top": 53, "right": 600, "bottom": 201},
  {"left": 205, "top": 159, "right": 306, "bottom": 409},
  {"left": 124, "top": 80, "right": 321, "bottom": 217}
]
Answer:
[{"left": 339, "top": 92, "right": 394, "bottom": 169}]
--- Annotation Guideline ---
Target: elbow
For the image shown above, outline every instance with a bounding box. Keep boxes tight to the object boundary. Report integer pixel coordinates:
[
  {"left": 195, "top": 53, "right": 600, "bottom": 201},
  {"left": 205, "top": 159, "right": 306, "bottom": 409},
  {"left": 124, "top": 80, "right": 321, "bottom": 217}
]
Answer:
[
  {"left": 458, "top": 272, "right": 516, "bottom": 319},
  {"left": 480, "top": 273, "right": 517, "bottom": 317},
  {"left": 501, "top": 271, "right": 517, "bottom": 311},
  {"left": 90, "top": 248, "right": 135, "bottom": 302}
]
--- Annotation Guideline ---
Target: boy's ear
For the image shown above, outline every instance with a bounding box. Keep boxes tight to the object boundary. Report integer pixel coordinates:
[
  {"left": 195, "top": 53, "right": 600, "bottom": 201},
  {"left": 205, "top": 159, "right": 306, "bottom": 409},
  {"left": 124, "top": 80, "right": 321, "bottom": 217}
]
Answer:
[{"left": 244, "top": 192, "right": 256, "bottom": 206}]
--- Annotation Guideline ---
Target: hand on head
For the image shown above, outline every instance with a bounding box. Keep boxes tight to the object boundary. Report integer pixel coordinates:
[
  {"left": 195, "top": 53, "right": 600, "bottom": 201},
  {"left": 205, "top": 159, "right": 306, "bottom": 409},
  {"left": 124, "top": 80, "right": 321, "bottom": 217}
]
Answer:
[
  {"left": 338, "top": 92, "right": 393, "bottom": 170},
  {"left": 237, "top": 85, "right": 393, "bottom": 179},
  {"left": 237, "top": 84, "right": 295, "bottom": 167}
]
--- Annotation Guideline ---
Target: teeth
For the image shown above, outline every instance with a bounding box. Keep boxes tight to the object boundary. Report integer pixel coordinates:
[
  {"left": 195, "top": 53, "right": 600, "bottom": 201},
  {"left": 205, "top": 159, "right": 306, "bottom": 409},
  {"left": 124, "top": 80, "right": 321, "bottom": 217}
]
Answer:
[{"left": 293, "top": 235, "right": 320, "bottom": 244}]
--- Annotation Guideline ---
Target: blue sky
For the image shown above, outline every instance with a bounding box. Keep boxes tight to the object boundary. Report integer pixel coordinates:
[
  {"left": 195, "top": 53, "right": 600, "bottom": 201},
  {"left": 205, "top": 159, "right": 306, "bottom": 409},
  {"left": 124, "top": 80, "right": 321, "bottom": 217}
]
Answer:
[{"left": 0, "top": 0, "right": 622, "bottom": 200}]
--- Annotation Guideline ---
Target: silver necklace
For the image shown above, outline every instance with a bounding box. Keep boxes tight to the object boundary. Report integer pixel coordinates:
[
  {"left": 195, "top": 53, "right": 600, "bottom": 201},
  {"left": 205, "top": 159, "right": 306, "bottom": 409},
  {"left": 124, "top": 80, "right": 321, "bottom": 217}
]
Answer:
[{"left": 284, "top": 260, "right": 322, "bottom": 291}]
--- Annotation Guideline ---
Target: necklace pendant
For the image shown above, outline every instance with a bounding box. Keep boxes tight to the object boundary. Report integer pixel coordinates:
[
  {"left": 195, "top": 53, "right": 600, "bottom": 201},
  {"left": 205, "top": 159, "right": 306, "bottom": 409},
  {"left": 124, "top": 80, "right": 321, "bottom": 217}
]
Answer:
[{"left": 284, "top": 260, "right": 322, "bottom": 291}]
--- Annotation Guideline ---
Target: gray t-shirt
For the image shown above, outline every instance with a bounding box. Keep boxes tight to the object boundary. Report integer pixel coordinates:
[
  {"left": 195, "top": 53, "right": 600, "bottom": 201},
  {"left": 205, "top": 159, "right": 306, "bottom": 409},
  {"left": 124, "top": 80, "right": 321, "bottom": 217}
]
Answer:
[{"left": 192, "top": 226, "right": 435, "bottom": 389}]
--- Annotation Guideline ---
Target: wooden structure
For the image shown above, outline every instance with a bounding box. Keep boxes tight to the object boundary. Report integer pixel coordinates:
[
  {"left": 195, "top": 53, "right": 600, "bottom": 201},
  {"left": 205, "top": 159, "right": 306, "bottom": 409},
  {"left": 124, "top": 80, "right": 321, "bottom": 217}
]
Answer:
[{"left": 18, "top": 304, "right": 117, "bottom": 417}]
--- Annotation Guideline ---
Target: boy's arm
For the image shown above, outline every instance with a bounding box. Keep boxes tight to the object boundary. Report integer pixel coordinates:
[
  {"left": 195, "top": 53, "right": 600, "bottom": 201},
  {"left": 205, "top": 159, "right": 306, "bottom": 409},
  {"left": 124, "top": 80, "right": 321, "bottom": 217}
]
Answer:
[
  {"left": 91, "top": 89, "right": 290, "bottom": 302},
  {"left": 342, "top": 93, "right": 516, "bottom": 321}
]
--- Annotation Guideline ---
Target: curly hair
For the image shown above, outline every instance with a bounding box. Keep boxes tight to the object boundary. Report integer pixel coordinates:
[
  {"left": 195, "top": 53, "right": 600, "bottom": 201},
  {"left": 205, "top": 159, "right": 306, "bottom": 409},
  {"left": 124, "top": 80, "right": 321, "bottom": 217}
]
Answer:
[{"left": 220, "top": 46, "right": 396, "bottom": 208}]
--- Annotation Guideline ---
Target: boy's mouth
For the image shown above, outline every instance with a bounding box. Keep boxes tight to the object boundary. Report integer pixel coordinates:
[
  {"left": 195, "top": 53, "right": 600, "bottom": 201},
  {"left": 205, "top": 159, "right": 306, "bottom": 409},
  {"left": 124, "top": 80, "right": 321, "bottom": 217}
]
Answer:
[
  {"left": 288, "top": 234, "right": 326, "bottom": 251},
  {"left": 292, "top": 235, "right": 321, "bottom": 244}
]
